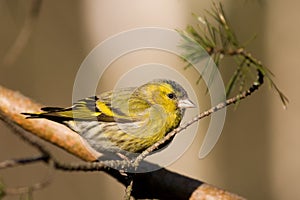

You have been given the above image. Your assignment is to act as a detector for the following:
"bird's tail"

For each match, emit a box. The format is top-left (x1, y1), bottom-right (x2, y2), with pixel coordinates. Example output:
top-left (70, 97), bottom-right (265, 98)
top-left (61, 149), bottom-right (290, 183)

top-left (22, 107), bottom-right (73, 122)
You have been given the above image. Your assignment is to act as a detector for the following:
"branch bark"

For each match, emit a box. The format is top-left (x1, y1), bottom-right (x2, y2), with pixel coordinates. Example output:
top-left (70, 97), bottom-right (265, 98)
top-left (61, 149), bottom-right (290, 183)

top-left (0, 85), bottom-right (245, 200)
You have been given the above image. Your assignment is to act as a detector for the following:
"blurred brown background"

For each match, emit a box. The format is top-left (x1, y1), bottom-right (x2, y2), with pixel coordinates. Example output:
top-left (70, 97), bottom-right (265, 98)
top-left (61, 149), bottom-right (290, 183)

top-left (0, 0), bottom-right (299, 199)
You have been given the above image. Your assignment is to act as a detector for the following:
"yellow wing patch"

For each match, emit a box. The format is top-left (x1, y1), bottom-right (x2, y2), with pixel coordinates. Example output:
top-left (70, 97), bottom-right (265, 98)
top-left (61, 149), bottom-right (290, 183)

top-left (96, 101), bottom-right (114, 117)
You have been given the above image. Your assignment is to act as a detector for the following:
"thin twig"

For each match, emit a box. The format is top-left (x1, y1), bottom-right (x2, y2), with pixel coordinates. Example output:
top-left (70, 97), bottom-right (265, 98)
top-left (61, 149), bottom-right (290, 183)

top-left (3, 160), bottom-right (54, 197)
top-left (0, 155), bottom-right (48, 169)
top-left (4, 176), bottom-right (51, 196)
top-left (54, 160), bottom-right (108, 172)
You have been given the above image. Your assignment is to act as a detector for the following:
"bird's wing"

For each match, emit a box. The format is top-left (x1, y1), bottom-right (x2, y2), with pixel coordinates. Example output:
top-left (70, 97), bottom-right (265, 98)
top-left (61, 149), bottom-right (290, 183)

top-left (23, 87), bottom-right (150, 123)
top-left (95, 87), bottom-right (150, 122)
top-left (54, 87), bottom-right (146, 122)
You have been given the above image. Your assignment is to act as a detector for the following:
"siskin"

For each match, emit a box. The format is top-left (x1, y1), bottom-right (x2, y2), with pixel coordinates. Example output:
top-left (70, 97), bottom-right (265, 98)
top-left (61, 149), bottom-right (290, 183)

top-left (23, 79), bottom-right (195, 159)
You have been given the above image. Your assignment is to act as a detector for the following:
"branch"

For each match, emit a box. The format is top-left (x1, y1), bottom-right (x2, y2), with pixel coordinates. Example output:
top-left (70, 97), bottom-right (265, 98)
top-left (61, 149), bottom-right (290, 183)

top-left (3, 173), bottom-right (52, 197)
top-left (178, 2), bottom-right (288, 108)
top-left (0, 155), bottom-right (48, 169)
top-left (0, 84), bottom-right (246, 199)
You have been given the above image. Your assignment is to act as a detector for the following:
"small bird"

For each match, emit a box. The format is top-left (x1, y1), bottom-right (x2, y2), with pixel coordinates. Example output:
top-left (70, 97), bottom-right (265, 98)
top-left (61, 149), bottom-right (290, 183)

top-left (23, 79), bottom-right (195, 159)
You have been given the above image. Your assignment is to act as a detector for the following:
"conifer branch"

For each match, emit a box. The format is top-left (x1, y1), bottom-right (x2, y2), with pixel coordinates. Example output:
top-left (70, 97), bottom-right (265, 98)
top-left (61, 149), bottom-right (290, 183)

top-left (178, 2), bottom-right (288, 108)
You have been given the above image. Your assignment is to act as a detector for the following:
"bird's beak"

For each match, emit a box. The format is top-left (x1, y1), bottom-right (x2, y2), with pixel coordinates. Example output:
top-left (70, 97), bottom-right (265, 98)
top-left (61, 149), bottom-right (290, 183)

top-left (178, 98), bottom-right (196, 108)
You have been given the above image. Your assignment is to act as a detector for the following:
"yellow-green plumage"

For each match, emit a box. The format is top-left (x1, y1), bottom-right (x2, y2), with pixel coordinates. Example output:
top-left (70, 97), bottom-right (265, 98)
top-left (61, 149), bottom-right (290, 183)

top-left (23, 79), bottom-right (195, 157)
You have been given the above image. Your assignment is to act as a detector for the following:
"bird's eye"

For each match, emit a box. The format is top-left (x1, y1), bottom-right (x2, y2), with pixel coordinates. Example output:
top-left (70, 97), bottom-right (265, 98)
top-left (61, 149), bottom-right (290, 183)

top-left (167, 93), bottom-right (176, 99)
